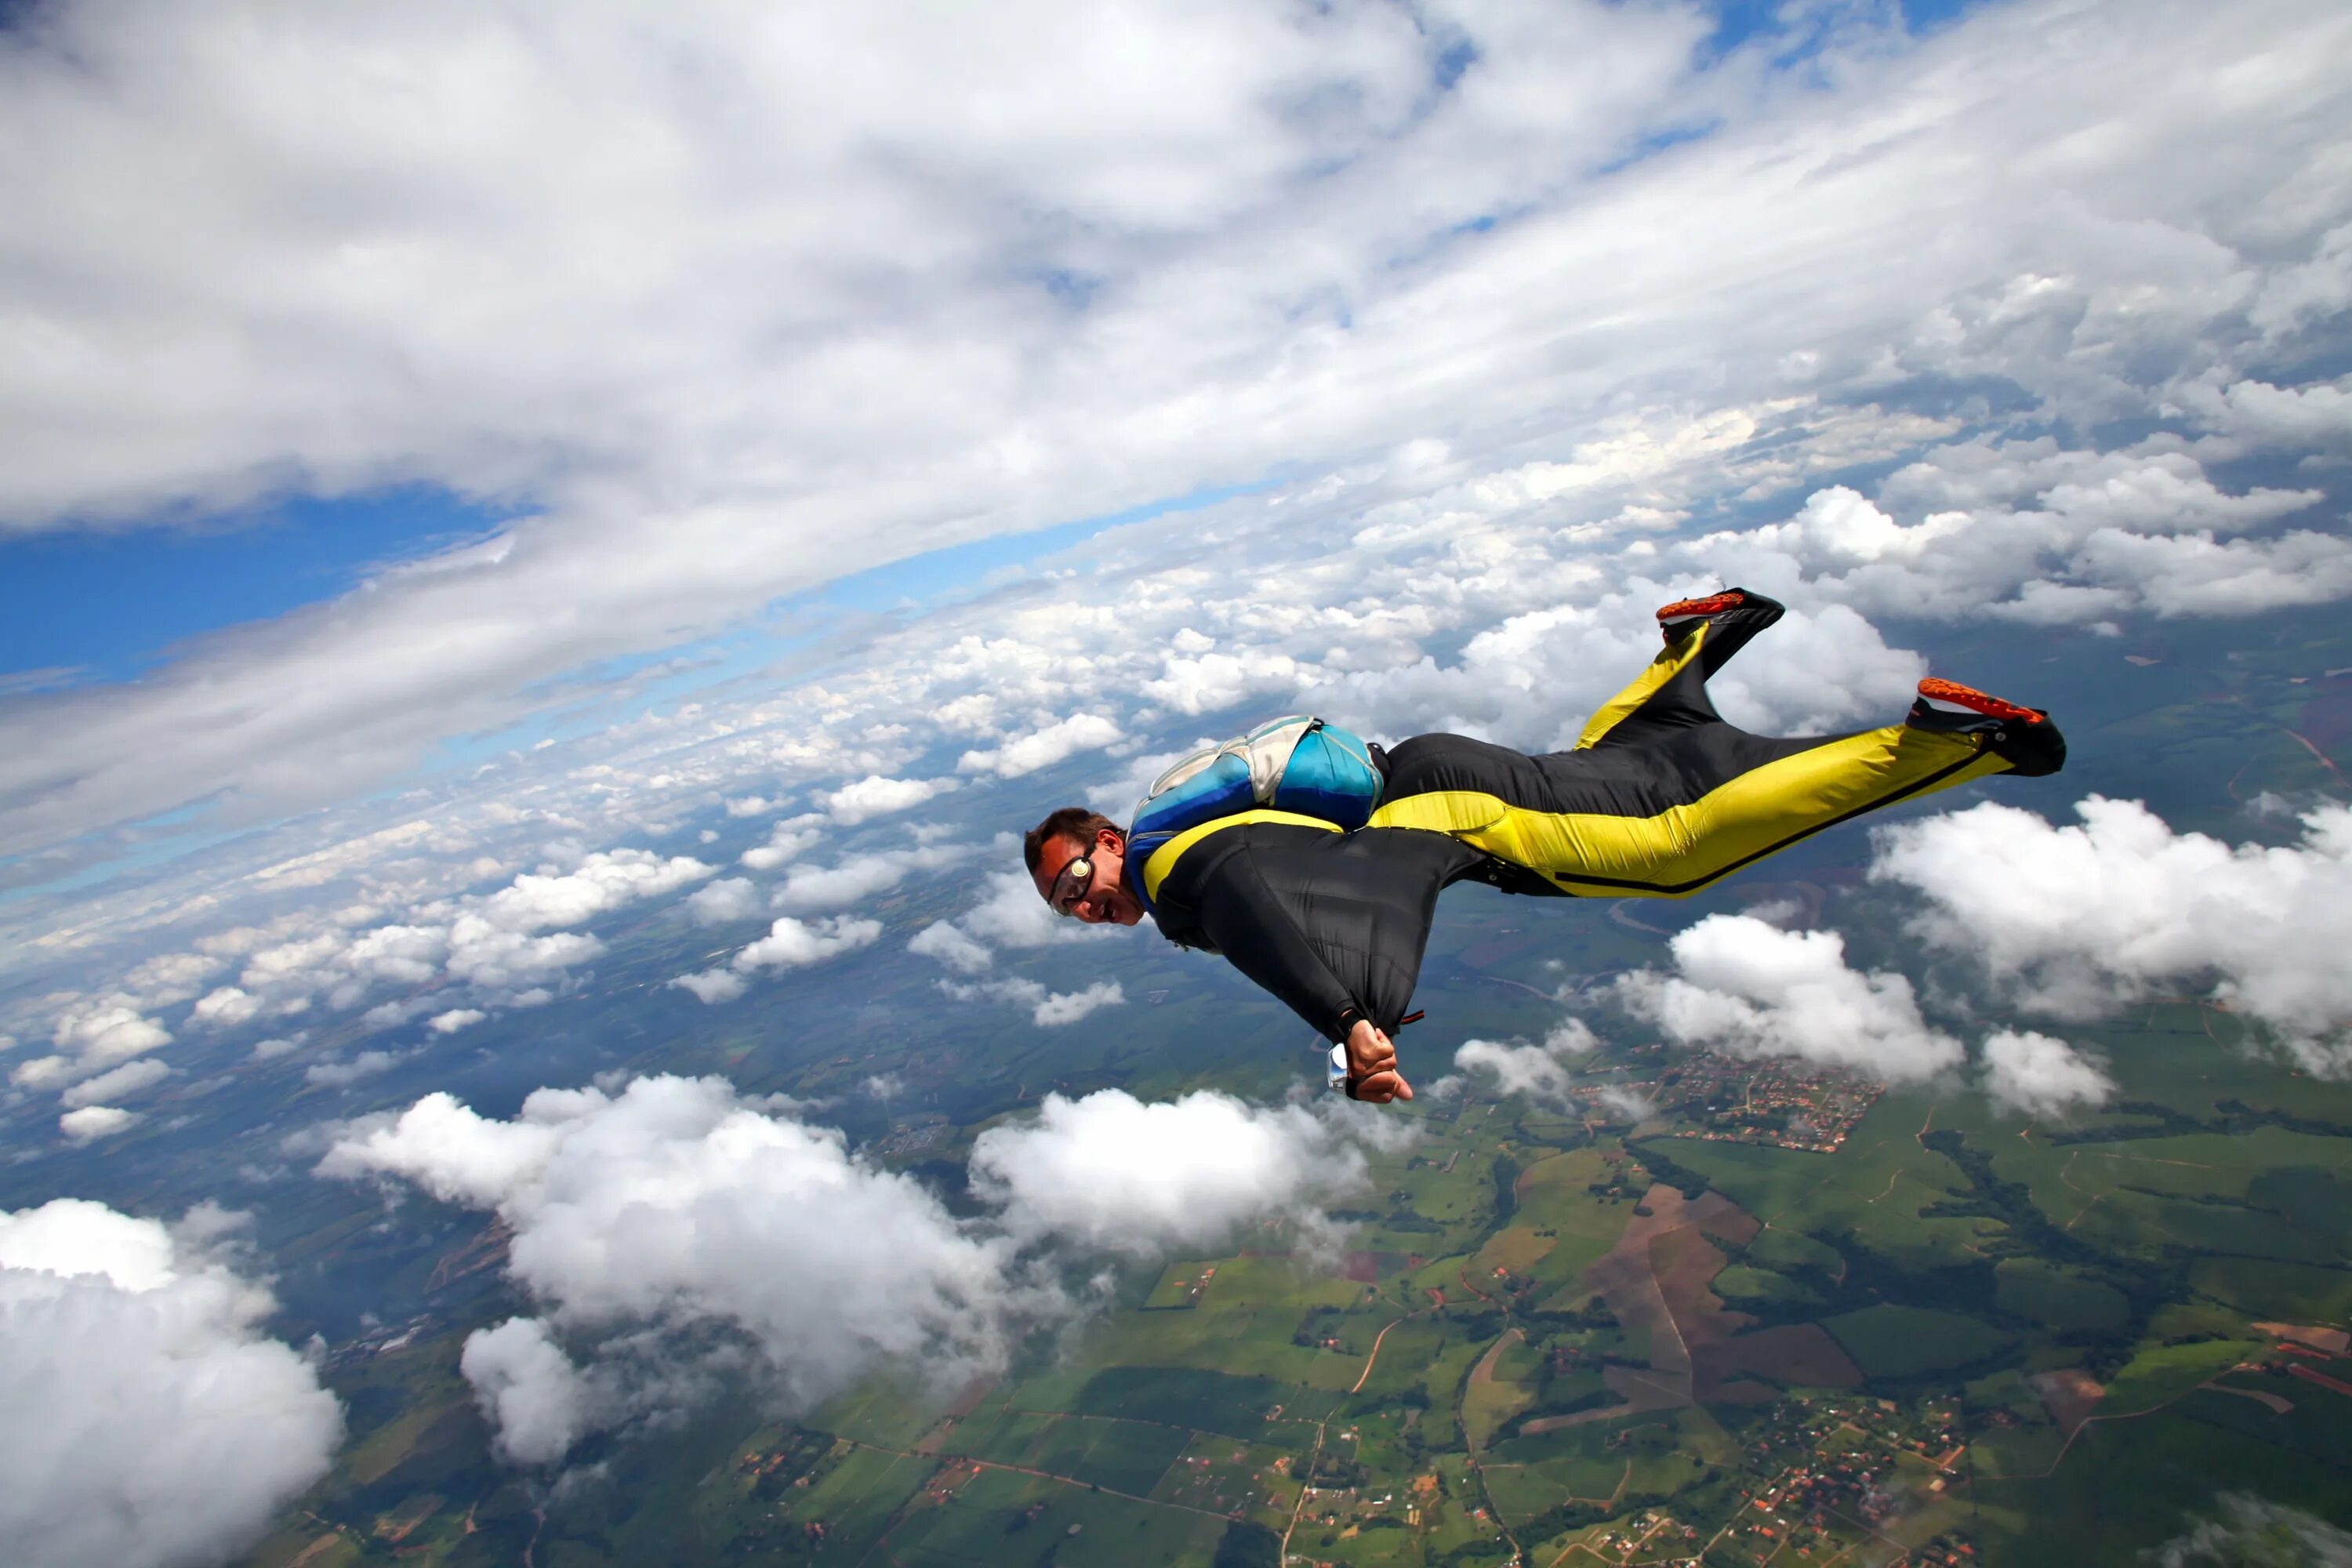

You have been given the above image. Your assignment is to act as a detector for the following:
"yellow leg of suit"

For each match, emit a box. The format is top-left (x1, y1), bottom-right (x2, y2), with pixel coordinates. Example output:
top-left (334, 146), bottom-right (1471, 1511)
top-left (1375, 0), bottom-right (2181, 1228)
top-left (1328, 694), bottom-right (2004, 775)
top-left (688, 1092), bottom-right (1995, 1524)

top-left (1367, 622), bottom-right (2013, 898)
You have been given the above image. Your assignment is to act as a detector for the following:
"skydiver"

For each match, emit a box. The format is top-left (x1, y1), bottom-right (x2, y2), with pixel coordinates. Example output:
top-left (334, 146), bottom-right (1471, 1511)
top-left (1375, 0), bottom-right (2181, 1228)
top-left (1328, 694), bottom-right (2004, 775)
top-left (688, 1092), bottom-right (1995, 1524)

top-left (1023, 590), bottom-right (2063, 1105)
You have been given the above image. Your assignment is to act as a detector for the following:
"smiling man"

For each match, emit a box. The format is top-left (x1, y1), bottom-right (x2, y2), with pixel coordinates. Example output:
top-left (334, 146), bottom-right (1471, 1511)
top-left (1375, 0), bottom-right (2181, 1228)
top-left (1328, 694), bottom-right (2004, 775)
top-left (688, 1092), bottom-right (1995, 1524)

top-left (1027, 590), bottom-right (2064, 1105)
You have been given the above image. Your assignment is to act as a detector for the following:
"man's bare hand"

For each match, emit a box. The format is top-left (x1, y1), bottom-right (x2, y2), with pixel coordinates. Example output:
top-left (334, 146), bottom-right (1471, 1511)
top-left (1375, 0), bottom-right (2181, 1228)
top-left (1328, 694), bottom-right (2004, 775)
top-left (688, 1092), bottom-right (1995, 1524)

top-left (1345, 1018), bottom-right (1413, 1104)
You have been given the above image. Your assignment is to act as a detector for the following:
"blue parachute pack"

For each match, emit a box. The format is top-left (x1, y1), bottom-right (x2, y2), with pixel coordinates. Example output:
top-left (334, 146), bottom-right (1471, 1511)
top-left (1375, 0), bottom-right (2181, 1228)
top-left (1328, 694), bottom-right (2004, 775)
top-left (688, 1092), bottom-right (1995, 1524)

top-left (1125, 716), bottom-right (1384, 913)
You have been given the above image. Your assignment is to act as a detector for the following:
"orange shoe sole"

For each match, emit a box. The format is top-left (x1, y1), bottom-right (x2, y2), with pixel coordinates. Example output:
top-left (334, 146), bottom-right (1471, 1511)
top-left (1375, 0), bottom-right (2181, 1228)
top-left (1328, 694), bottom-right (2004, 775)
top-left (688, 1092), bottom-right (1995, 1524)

top-left (1917, 677), bottom-right (2044, 725)
top-left (1657, 590), bottom-right (1745, 622)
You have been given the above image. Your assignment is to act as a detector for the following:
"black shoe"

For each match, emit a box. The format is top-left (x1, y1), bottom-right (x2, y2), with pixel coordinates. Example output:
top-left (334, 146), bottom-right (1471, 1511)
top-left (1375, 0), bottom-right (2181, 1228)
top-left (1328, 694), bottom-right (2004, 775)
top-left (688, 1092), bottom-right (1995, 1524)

top-left (1655, 587), bottom-right (1785, 675)
top-left (1907, 678), bottom-right (2066, 776)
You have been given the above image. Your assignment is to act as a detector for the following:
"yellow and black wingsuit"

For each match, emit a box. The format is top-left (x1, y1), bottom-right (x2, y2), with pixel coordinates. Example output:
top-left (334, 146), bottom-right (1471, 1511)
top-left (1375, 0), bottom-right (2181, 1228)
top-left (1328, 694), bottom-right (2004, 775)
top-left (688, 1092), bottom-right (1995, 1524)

top-left (1138, 591), bottom-right (2063, 1052)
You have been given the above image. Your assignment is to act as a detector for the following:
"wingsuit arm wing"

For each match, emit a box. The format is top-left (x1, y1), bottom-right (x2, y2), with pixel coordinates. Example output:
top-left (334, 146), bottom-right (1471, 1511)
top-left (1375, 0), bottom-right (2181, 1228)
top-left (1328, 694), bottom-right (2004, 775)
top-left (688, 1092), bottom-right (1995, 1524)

top-left (1171, 823), bottom-right (1484, 1043)
top-left (1190, 844), bottom-right (1365, 1043)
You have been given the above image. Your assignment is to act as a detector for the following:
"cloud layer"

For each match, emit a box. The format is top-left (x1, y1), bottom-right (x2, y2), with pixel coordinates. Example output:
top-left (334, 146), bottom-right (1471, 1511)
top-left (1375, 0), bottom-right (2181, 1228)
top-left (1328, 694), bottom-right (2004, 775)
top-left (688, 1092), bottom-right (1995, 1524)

top-left (2, 0), bottom-right (2350, 880)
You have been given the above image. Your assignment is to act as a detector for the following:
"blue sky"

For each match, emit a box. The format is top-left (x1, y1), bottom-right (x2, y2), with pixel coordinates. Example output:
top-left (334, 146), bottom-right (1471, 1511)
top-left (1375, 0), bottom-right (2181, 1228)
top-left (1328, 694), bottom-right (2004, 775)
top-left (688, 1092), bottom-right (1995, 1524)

top-left (0, 487), bottom-right (512, 685)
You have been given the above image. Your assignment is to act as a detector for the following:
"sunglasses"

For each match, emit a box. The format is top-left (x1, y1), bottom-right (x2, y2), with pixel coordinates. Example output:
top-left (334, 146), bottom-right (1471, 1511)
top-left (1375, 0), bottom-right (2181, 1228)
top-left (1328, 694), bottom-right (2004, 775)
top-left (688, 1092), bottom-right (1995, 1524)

top-left (1048, 855), bottom-right (1095, 916)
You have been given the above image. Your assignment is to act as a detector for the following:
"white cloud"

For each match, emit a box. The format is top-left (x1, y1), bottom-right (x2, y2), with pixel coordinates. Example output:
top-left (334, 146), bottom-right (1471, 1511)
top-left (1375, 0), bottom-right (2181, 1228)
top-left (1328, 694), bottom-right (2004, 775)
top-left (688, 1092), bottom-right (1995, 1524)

top-left (822, 775), bottom-right (960, 826)
top-left (939, 975), bottom-right (1127, 1028)
top-left (459, 1317), bottom-right (597, 1468)
top-left (479, 850), bottom-right (714, 933)
top-left (0, 1199), bottom-right (342, 1568)
top-left (441, 916), bottom-right (602, 995)
top-left (1592, 1086), bottom-right (1657, 1123)
top-left (907, 920), bottom-right (995, 975)
top-left (1616, 914), bottom-right (1963, 1084)
top-left (724, 796), bottom-right (782, 818)
top-left (1443, 1019), bottom-right (1598, 1106)
top-left (956, 713), bottom-right (1123, 778)
top-left (739, 814), bottom-right (826, 872)
top-left (249, 1036), bottom-right (301, 1061)
top-left (320, 1074), bottom-right (1399, 1465)
top-left (1980, 1030), bottom-right (2115, 1120)
top-left (1872, 797), bottom-right (2352, 1072)
top-left (731, 915), bottom-right (884, 974)
top-left (20, 1000), bottom-right (171, 1091)
top-left (684, 877), bottom-right (761, 925)
top-left (319, 1077), bottom-right (1029, 1464)
top-left (969, 1088), bottom-right (1370, 1254)
top-left (60, 1058), bottom-right (171, 1110)
top-left (1033, 980), bottom-right (1126, 1027)
top-left (427, 1008), bottom-right (487, 1036)
top-left (670, 969), bottom-right (748, 1006)
top-left (771, 848), bottom-right (949, 914)
top-left (2152, 1494), bottom-right (2352, 1568)
top-left (304, 1049), bottom-right (405, 1088)
top-left (191, 986), bottom-right (263, 1028)
top-left (58, 1105), bottom-right (142, 1144)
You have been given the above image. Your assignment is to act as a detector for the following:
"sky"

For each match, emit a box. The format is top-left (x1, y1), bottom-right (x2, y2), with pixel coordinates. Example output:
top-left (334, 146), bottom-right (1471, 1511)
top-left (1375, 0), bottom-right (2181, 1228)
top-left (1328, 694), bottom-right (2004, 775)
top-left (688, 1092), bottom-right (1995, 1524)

top-left (3, 2), bottom-right (2352, 1563)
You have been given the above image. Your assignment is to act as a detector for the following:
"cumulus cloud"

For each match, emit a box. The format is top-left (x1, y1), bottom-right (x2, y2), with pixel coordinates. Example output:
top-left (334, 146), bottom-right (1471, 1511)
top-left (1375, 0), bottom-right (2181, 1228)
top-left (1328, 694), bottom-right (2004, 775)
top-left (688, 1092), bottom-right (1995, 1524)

top-left (0, 1199), bottom-right (341, 1568)
top-left (305, 1050), bottom-right (406, 1088)
top-left (1616, 914), bottom-right (1963, 1083)
top-left (822, 776), bottom-right (959, 826)
top-left (670, 969), bottom-right (748, 1006)
top-left (1592, 1085), bottom-right (1657, 1123)
top-left (318, 1077), bottom-right (1035, 1463)
top-left (1980, 1030), bottom-right (2115, 1120)
top-left (2151, 1493), bottom-right (2352, 1568)
top-left (956, 713), bottom-right (1123, 778)
top-left (320, 1075), bottom-right (1389, 1464)
top-left (1033, 981), bottom-right (1126, 1027)
top-left (907, 920), bottom-right (995, 976)
top-left (739, 813), bottom-right (827, 871)
top-left (969, 1088), bottom-right (1371, 1254)
top-left (58, 1105), bottom-right (141, 1144)
top-left (684, 877), bottom-right (762, 925)
top-left (1442, 1018), bottom-right (1598, 1106)
top-left (13, 1000), bottom-right (172, 1091)
top-left (427, 1008), bottom-right (487, 1035)
top-left (59, 1058), bottom-right (171, 1110)
top-left (771, 848), bottom-right (950, 914)
top-left (1873, 797), bottom-right (2352, 1072)
top-left (733, 915), bottom-right (884, 973)
top-left (480, 850), bottom-right (714, 933)
top-left (670, 908), bottom-right (887, 1004)
top-left (939, 976), bottom-right (1127, 1028)
top-left (191, 986), bottom-right (263, 1028)
top-left (459, 1316), bottom-right (598, 1467)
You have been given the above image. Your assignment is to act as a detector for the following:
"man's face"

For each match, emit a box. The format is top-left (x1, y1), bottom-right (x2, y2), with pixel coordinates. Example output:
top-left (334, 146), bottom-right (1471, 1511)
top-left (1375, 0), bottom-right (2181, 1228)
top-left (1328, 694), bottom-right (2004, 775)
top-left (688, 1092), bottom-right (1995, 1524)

top-left (1031, 828), bottom-right (1146, 926)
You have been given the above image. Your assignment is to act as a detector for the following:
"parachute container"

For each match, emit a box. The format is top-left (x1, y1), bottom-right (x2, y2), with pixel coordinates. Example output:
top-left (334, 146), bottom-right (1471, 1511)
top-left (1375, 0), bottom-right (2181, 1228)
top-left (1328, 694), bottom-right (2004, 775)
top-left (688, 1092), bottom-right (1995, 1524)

top-left (1125, 717), bottom-right (1383, 890)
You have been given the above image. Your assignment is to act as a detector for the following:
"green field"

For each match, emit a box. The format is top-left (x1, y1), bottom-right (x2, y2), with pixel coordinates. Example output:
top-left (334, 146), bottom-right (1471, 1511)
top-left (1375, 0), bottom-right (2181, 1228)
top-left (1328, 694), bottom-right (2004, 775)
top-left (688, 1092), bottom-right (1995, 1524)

top-left (1822, 1305), bottom-right (2013, 1379)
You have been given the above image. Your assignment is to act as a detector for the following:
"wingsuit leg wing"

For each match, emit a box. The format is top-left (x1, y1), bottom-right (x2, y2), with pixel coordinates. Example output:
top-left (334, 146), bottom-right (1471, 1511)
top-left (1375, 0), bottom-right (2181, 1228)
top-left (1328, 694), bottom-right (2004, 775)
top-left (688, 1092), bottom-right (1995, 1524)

top-left (1369, 588), bottom-right (2063, 898)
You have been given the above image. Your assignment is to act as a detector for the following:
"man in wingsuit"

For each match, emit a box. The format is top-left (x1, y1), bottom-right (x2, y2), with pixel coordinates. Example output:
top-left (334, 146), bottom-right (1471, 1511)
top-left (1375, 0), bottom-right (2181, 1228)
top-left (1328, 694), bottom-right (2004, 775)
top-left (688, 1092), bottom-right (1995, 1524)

top-left (1024, 590), bottom-right (2063, 1104)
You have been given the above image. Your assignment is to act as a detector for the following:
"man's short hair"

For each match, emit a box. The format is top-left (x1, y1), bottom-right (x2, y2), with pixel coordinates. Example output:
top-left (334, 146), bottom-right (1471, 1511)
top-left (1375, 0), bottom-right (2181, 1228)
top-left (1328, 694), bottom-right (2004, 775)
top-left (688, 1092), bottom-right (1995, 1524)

top-left (1024, 808), bottom-right (1119, 874)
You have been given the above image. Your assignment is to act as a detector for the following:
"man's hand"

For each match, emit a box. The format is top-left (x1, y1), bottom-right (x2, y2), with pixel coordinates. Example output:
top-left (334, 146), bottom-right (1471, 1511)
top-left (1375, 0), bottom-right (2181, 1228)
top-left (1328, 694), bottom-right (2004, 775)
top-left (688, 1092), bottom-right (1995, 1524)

top-left (1345, 1018), bottom-right (1413, 1104)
